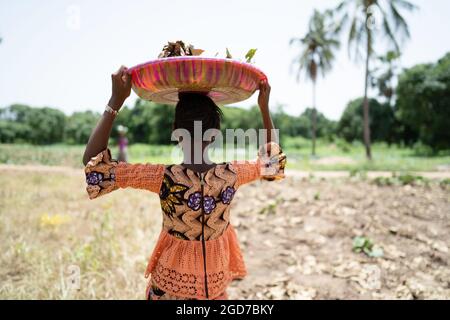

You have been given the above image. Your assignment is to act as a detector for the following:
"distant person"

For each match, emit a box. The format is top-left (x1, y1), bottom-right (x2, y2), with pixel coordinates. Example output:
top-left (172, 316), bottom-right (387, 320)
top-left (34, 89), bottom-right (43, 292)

top-left (117, 125), bottom-right (128, 162)
top-left (82, 63), bottom-right (286, 300)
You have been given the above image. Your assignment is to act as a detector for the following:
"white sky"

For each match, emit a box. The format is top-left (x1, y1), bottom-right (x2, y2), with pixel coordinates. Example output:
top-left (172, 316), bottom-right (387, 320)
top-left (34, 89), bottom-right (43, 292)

top-left (0, 0), bottom-right (449, 120)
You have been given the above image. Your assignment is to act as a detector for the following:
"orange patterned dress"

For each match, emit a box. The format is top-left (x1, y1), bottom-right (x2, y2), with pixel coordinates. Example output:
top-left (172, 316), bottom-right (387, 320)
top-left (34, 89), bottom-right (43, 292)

top-left (84, 142), bottom-right (286, 300)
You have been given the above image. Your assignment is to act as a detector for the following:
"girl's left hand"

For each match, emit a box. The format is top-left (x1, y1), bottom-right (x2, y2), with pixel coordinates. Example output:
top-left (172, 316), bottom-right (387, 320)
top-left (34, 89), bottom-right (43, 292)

top-left (258, 79), bottom-right (271, 111)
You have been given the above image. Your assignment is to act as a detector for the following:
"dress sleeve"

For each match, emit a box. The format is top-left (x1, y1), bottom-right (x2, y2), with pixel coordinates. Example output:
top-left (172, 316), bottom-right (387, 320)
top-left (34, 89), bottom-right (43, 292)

top-left (84, 148), bottom-right (165, 199)
top-left (232, 142), bottom-right (286, 187)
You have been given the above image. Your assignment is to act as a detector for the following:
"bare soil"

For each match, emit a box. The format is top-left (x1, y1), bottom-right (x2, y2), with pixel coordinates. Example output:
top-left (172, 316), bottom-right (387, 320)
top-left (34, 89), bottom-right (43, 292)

top-left (228, 176), bottom-right (450, 299)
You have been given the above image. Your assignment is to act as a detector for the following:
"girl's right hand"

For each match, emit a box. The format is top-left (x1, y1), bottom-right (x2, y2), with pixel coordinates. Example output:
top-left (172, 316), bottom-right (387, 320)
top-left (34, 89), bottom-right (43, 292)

top-left (109, 66), bottom-right (132, 110)
top-left (257, 79), bottom-right (271, 112)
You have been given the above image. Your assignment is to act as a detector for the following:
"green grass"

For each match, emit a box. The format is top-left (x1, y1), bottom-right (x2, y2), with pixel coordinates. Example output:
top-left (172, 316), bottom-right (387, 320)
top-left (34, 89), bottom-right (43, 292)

top-left (283, 137), bottom-right (450, 172)
top-left (0, 144), bottom-right (176, 168)
top-left (0, 144), bottom-right (85, 167)
top-left (1, 138), bottom-right (449, 172)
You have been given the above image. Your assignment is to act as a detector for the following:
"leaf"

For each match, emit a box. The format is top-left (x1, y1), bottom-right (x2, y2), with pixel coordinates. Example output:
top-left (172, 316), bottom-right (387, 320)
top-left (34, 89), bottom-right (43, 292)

top-left (353, 236), bottom-right (366, 249)
top-left (369, 247), bottom-right (384, 258)
top-left (226, 48), bottom-right (232, 59)
top-left (191, 48), bottom-right (204, 56)
top-left (353, 236), bottom-right (383, 258)
top-left (245, 48), bottom-right (257, 63)
top-left (363, 247), bottom-right (372, 256)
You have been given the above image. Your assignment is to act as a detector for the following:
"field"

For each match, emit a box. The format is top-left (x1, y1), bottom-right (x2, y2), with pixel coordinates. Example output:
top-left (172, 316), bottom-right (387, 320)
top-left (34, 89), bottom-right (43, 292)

top-left (1, 139), bottom-right (450, 172)
top-left (0, 142), bottom-right (449, 299)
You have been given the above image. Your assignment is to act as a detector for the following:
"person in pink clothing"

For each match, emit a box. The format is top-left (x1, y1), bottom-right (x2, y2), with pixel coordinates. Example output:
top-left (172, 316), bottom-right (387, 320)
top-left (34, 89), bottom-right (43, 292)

top-left (117, 125), bottom-right (128, 162)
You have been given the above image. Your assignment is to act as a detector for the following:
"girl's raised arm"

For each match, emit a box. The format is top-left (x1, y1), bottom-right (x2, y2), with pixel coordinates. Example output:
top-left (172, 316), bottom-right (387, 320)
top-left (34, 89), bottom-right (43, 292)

top-left (82, 66), bottom-right (165, 200)
top-left (257, 79), bottom-right (277, 144)
top-left (231, 80), bottom-right (286, 187)
top-left (82, 66), bottom-right (131, 165)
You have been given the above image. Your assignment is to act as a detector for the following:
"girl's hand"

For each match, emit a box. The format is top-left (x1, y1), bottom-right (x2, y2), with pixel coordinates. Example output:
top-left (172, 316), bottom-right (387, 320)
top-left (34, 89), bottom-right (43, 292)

top-left (257, 79), bottom-right (276, 143)
top-left (109, 66), bottom-right (132, 110)
top-left (257, 79), bottom-right (271, 112)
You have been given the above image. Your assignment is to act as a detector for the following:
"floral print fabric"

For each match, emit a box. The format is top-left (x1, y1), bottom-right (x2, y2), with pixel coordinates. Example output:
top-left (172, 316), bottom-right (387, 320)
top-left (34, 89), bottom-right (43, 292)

top-left (84, 142), bottom-right (286, 299)
top-left (84, 149), bottom-right (119, 199)
top-left (85, 143), bottom-right (286, 240)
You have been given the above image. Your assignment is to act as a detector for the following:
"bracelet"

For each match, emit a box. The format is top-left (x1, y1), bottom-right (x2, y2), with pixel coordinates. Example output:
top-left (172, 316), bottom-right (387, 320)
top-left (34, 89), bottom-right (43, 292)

top-left (105, 105), bottom-right (119, 116)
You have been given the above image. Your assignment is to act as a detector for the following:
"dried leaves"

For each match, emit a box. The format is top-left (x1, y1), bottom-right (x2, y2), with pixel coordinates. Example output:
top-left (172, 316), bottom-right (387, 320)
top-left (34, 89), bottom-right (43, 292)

top-left (157, 41), bottom-right (258, 63)
top-left (225, 48), bottom-right (232, 59)
top-left (158, 40), bottom-right (204, 58)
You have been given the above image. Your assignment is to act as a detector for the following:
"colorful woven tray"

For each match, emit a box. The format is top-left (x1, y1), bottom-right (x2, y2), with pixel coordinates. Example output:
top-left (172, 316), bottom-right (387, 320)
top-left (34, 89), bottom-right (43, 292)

top-left (128, 57), bottom-right (267, 105)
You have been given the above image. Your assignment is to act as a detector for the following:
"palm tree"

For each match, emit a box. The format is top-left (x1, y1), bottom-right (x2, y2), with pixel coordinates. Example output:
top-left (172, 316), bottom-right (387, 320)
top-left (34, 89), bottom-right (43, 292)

top-left (334, 0), bottom-right (417, 159)
top-left (290, 10), bottom-right (340, 156)
top-left (371, 50), bottom-right (401, 106)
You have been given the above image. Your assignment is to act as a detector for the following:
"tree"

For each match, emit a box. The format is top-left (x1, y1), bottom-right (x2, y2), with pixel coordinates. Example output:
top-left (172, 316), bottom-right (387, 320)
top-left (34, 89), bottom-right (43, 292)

top-left (338, 97), bottom-right (395, 143)
top-left (298, 108), bottom-right (337, 141)
top-left (290, 9), bottom-right (340, 155)
top-left (0, 120), bottom-right (31, 143)
top-left (0, 105), bottom-right (34, 143)
top-left (147, 103), bottom-right (176, 144)
top-left (126, 99), bottom-right (175, 145)
top-left (64, 111), bottom-right (100, 144)
top-left (0, 104), bottom-right (65, 144)
top-left (371, 50), bottom-right (401, 105)
top-left (271, 105), bottom-right (303, 138)
top-left (395, 52), bottom-right (450, 150)
top-left (222, 105), bottom-right (263, 133)
top-left (334, 0), bottom-right (417, 159)
top-left (27, 107), bottom-right (66, 144)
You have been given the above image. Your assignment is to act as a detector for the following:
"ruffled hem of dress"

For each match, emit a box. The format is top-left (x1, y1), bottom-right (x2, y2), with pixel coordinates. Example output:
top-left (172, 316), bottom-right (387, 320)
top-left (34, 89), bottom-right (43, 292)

top-left (144, 224), bottom-right (247, 300)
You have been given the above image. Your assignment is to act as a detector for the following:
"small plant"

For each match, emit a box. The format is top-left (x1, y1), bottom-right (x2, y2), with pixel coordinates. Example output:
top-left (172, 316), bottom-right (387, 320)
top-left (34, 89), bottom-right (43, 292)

top-left (397, 174), bottom-right (429, 186)
top-left (314, 192), bottom-right (320, 201)
top-left (372, 173), bottom-right (429, 187)
top-left (352, 236), bottom-right (384, 258)
top-left (259, 202), bottom-right (277, 215)
top-left (440, 178), bottom-right (450, 189)
top-left (372, 176), bottom-right (394, 186)
top-left (259, 198), bottom-right (283, 215)
top-left (349, 169), bottom-right (367, 180)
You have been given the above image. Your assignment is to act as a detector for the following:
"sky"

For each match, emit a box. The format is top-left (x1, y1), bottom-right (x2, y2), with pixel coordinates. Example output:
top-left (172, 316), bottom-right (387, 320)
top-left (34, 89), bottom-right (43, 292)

top-left (0, 0), bottom-right (449, 120)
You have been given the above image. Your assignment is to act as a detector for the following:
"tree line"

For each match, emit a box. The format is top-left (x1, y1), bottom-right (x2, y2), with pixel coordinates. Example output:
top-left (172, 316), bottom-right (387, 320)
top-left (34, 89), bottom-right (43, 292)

top-left (0, 52), bottom-right (448, 151)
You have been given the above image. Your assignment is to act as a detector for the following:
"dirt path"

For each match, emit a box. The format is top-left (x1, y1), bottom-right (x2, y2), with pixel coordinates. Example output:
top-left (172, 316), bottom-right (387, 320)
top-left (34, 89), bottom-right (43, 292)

top-left (285, 169), bottom-right (450, 179)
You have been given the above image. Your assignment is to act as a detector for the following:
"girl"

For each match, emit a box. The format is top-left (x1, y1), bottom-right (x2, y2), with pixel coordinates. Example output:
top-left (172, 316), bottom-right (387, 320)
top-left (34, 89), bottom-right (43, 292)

top-left (83, 66), bottom-right (286, 300)
top-left (116, 125), bottom-right (128, 162)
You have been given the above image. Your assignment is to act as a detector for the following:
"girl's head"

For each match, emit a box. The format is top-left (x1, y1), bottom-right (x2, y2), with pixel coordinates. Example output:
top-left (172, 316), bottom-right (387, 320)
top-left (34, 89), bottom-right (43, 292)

top-left (173, 92), bottom-right (223, 144)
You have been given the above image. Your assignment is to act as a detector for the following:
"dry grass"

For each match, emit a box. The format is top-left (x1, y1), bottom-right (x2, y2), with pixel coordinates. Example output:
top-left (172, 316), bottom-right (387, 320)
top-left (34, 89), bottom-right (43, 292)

top-left (0, 169), bottom-right (162, 299)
